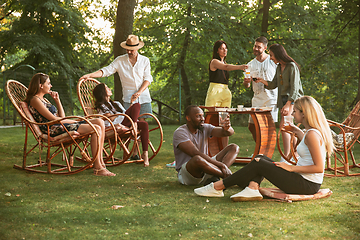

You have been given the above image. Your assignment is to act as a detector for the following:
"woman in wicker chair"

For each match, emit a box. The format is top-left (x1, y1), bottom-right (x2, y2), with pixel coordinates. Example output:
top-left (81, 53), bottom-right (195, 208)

top-left (93, 83), bottom-right (150, 167)
top-left (25, 73), bottom-right (116, 176)
top-left (194, 96), bottom-right (334, 201)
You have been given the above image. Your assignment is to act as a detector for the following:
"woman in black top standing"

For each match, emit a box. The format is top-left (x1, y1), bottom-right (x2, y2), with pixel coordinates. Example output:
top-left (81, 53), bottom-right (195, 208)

top-left (204, 40), bottom-right (247, 108)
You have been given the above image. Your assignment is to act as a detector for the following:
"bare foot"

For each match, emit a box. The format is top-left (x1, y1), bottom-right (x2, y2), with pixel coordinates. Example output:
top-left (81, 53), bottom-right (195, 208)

top-left (93, 168), bottom-right (116, 176)
top-left (142, 151), bottom-right (149, 167)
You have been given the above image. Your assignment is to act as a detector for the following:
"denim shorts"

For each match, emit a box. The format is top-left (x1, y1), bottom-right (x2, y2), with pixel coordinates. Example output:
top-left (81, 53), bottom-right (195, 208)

top-left (124, 102), bottom-right (152, 118)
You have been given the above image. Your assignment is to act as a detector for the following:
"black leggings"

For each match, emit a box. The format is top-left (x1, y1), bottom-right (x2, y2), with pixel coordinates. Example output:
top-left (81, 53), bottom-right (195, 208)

top-left (223, 155), bottom-right (321, 195)
top-left (121, 103), bottom-right (149, 151)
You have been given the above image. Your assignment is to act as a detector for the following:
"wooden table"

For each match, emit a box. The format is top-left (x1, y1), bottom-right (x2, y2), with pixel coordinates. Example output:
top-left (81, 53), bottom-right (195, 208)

top-left (200, 106), bottom-right (276, 163)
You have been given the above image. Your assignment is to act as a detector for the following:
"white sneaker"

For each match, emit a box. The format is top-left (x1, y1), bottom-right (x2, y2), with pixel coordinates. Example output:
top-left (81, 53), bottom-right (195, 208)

top-left (194, 183), bottom-right (224, 197)
top-left (230, 187), bottom-right (263, 201)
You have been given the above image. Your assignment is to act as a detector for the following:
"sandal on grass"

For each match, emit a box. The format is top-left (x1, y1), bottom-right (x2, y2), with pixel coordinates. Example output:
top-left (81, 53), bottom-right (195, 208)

top-left (93, 168), bottom-right (116, 176)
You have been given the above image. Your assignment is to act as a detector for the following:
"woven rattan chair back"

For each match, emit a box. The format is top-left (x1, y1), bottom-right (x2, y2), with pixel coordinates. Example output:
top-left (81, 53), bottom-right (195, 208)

top-left (77, 78), bottom-right (100, 116)
top-left (342, 101), bottom-right (360, 145)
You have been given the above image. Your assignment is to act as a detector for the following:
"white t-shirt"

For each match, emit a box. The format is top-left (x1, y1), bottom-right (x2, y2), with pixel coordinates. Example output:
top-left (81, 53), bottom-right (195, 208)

top-left (248, 56), bottom-right (277, 102)
top-left (247, 55), bottom-right (278, 122)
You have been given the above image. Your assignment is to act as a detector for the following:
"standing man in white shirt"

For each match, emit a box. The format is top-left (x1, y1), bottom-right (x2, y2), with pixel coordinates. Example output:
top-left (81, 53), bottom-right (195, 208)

top-left (243, 36), bottom-right (278, 141)
top-left (79, 35), bottom-right (153, 121)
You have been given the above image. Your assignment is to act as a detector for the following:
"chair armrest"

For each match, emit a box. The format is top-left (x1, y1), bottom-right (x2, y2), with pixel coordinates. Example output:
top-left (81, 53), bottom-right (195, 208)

top-left (328, 120), bottom-right (360, 132)
top-left (328, 120), bottom-right (357, 149)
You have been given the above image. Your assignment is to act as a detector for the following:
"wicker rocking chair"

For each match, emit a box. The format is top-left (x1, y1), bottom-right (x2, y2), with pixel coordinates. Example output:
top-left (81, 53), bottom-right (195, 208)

top-left (326, 101), bottom-right (360, 176)
top-left (6, 80), bottom-right (117, 174)
top-left (77, 78), bottom-right (163, 165)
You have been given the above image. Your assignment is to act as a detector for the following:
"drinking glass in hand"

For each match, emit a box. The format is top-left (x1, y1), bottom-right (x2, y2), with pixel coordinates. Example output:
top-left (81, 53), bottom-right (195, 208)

top-left (219, 112), bottom-right (228, 127)
top-left (283, 116), bottom-right (294, 131)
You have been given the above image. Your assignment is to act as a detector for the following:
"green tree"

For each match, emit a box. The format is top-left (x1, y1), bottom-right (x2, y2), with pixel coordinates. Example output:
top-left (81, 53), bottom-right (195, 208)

top-left (254, 0), bottom-right (359, 120)
top-left (85, 0), bottom-right (358, 123)
top-left (105, 0), bottom-right (359, 123)
top-left (135, 0), bottom-right (257, 121)
top-left (330, 0), bottom-right (360, 105)
top-left (76, 0), bottom-right (138, 102)
top-left (113, 0), bottom-right (136, 102)
top-left (0, 0), bottom-right (98, 113)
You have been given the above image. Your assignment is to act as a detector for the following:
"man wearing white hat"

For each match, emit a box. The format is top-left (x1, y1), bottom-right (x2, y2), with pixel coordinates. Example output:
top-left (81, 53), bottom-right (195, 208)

top-left (80, 35), bottom-right (153, 120)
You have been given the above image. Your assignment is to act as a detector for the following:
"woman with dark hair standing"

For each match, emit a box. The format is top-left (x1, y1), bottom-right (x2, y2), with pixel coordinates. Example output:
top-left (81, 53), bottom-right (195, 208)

top-left (25, 73), bottom-right (116, 176)
top-left (255, 44), bottom-right (304, 159)
top-left (93, 83), bottom-right (150, 167)
top-left (204, 40), bottom-right (248, 108)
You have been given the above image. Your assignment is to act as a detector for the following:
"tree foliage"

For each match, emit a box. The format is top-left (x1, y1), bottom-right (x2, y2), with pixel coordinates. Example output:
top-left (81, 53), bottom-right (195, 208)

top-left (0, 0), bottom-right (109, 113)
top-left (134, 0), bottom-right (359, 122)
top-left (1, 0), bottom-right (358, 122)
top-left (135, 0), bottom-right (254, 121)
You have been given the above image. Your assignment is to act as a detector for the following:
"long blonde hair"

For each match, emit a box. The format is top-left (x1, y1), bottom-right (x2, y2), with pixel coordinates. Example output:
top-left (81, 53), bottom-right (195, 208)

top-left (294, 96), bottom-right (334, 155)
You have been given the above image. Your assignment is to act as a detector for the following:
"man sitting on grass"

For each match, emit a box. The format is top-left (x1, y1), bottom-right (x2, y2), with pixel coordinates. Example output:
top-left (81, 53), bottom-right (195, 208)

top-left (173, 105), bottom-right (239, 186)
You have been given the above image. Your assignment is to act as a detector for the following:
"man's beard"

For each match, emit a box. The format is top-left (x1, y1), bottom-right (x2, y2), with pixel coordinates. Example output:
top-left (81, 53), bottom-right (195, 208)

top-left (253, 50), bottom-right (262, 56)
top-left (194, 121), bottom-right (204, 131)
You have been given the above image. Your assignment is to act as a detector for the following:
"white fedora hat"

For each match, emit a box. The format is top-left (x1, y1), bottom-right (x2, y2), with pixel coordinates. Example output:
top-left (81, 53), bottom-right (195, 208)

top-left (120, 35), bottom-right (144, 50)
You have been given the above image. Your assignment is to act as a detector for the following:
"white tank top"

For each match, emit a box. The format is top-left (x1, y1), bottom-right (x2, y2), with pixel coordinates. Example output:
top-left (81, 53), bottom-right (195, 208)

top-left (296, 129), bottom-right (326, 184)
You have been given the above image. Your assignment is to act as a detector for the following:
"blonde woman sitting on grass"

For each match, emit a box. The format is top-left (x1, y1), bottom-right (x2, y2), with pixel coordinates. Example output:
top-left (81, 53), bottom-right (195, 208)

top-left (194, 96), bottom-right (334, 201)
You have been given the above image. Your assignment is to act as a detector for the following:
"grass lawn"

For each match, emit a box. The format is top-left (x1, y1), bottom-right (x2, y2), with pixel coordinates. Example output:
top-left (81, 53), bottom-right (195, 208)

top-left (0, 125), bottom-right (360, 239)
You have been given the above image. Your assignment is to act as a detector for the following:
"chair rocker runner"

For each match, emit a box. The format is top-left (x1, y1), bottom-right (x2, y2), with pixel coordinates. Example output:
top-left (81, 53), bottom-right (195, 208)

top-left (6, 80), bottom-right (117, 174)
top-left (77, 78), bottom-right (163, 166)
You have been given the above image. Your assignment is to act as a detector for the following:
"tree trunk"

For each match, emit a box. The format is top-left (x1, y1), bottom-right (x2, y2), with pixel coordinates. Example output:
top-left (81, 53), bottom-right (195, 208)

top-left (357, 0), bottom-right (360, 103)
top-left (261, 0), bottom-right (270, 35)
top-left (113, 0), bottom-right (136, 102)
top-left (178, 5), bottom-right (192, 107)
